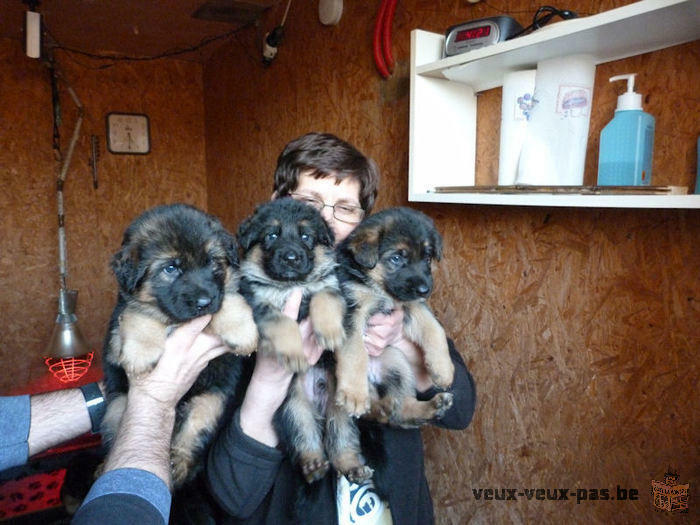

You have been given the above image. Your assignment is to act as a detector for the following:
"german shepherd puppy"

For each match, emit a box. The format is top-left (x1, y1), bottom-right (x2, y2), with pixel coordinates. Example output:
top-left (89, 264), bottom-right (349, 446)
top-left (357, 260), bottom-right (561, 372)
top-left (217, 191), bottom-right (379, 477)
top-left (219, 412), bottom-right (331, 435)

top-left (280, 207), bottom-right (454, 485)
top-left (236, 198), bottom-right (346, 371)
top-left (236, 198), bottom-right (370, 482)
top-left (101, 203), bottom-right (258, 487)
top-left (334, 207), bottom-right (455, 418)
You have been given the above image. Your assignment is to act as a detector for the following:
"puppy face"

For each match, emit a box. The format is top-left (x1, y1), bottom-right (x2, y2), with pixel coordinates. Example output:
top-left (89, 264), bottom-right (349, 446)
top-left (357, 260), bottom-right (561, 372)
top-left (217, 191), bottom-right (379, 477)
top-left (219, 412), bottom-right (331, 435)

top-left (237, 198), bottom-right (334, 282)
top-left (341, 207), bottom-right (442, 302)
top-left (111, 203), bottom-right (238, 322)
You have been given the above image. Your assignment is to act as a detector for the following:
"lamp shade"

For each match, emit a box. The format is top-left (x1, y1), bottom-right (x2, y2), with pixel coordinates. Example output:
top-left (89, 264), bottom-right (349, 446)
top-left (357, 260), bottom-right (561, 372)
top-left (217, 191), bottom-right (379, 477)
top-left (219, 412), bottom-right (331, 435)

top-left (45, 289), bottom-right (90, 358)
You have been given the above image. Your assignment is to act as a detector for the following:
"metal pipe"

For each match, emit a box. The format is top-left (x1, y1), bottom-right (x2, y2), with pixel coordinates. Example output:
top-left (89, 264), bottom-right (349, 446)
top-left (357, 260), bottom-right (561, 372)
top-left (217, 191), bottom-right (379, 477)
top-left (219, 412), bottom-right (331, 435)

top-left (56, 85), bottom-right (83, 290)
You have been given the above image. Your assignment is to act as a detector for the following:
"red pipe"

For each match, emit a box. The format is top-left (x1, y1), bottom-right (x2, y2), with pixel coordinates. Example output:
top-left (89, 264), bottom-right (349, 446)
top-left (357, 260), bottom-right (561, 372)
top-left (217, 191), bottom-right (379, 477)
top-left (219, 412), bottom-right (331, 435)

top-left (373, 0), bottom-right (390, 79)
top-left (382, 0), bottom-right (398, 72)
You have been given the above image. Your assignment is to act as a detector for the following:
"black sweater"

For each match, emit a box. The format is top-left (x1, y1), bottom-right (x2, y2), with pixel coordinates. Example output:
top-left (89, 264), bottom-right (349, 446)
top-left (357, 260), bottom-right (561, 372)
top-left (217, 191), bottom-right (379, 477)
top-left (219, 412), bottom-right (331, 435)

top-left (205, 340), bottom-right (476, 524)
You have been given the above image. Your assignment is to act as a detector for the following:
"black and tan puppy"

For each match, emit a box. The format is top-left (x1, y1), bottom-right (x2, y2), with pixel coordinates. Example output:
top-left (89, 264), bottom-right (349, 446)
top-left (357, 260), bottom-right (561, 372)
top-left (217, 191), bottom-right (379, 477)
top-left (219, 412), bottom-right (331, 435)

top-left (236, 198), bottom-right (346, 371)
top-left (236, 198), bottom-right (367, 481)
top-left (335, 207), bottom-right (455, 420)
top-left (101, 203), bottom-right (258, 487)
top-left (279, 207), bottom-right (454, 486)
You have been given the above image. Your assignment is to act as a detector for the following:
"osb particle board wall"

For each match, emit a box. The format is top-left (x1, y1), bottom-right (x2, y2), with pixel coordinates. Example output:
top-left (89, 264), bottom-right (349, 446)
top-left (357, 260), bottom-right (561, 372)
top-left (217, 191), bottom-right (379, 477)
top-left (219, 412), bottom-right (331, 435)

top-left (0, 39), bottom-right (207, 393)
top-left (203, 0), bottom-right (699, 523)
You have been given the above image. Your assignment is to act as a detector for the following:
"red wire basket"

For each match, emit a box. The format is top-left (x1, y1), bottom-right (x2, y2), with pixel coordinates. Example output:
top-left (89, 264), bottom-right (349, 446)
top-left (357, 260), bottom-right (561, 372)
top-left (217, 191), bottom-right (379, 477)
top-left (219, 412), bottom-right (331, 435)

top-left (44, 352), bottom-right (94, 383)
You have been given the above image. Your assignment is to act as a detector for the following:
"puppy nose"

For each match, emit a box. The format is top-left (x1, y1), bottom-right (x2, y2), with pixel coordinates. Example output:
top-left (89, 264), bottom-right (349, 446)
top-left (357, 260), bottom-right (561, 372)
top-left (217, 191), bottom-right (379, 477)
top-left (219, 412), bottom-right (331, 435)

top-left (416, 283), bottom-right (431, 297)
top-left (196, 295), bottom-right (212, 309)
top-left (285, 251), bottom-right (298, 262)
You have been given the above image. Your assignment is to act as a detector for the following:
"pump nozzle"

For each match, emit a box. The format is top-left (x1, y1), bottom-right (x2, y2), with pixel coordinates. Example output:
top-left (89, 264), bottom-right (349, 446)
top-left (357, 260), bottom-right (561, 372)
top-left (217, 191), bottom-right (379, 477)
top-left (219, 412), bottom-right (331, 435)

top-left (609, 73), bottom-right (642, 111)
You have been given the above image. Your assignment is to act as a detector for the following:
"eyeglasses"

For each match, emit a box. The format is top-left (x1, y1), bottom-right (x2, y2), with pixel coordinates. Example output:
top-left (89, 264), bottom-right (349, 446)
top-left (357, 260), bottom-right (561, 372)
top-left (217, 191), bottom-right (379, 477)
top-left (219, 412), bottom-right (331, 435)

top-left (290, 193), bottom-right (365, 224)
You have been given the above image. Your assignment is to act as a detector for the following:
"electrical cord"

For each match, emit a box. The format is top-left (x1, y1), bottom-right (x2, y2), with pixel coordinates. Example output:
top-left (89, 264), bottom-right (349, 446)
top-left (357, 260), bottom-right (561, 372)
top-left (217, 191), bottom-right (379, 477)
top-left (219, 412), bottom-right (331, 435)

top-left (262, 0), bottom-right (292, 65)
top-left (46, 21), bottom-right (255, 66)
top-left (508, 6), bottom-right (579, 39)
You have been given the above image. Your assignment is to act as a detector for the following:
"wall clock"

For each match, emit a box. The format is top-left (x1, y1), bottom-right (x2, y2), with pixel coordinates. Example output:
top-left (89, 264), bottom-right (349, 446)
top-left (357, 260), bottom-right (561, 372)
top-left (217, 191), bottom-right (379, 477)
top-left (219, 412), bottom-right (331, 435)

top-left (106, 112), bottom-right (151, 154)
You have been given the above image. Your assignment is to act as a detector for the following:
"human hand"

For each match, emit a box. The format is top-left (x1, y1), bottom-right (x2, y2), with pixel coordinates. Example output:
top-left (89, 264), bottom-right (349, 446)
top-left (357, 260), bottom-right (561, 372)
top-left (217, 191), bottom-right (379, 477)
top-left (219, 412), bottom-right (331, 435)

top-left (365, 308), bottom-right (433, 391)
top-left (129, 315), bottom-right (227, 408)
top-left (240, 288), bottom-right (323, 446)
top-left (364, 308), bottom-right (405, 357)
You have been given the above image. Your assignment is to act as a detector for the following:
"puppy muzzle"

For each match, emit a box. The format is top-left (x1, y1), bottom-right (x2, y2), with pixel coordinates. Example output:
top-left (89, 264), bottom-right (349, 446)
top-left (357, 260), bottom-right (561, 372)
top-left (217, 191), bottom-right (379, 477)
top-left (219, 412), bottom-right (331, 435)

top-left (158, 272), bottom-right (224, 321)
top-left (266, 244), bottom-right (313, 281)
top-left (388, 274), bottom-right (433, 302)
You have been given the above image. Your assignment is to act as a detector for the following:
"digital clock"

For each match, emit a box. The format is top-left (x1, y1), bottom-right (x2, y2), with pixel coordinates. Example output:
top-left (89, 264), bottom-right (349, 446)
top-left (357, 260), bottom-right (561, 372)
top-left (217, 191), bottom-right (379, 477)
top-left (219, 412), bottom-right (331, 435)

top-left (445, 16), bottom-right (523, 57)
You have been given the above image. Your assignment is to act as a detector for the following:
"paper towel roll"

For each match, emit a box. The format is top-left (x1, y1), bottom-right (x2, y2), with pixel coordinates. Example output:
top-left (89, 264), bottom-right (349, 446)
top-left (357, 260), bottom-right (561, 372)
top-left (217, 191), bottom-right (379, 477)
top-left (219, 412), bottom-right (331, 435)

top-left (498, 70), bottom-right (536, 185)
top-left (516, 54), bottom-right (596, 185)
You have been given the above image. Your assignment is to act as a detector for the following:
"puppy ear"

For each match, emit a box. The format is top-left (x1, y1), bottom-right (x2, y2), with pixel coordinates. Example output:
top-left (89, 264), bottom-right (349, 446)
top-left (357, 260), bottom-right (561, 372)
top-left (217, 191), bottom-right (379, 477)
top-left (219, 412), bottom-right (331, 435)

top-left (431, 228), bottom-right (443, 261)
top-left (216, 229), bottom-right (239, 267)
top-left (347, 228), bottom-right (380, 268)
top-left (236, 216), bottom-right (256, 253)
top-left (317, 216), bottom-right (335, 247)
top-left (111, 244), bottom-right (147, 295)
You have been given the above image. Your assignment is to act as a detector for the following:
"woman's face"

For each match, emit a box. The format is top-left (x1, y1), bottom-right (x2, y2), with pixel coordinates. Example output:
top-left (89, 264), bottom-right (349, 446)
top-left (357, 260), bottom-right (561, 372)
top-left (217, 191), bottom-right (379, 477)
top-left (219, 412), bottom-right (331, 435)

top-left (289, 172), bottom-right (363, 244)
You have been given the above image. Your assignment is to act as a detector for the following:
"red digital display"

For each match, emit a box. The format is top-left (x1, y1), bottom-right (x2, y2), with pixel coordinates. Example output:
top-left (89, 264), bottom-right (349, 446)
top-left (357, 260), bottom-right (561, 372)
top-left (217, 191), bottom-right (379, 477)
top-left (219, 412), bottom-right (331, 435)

top-left (455, 25), bottom-right (491, 42)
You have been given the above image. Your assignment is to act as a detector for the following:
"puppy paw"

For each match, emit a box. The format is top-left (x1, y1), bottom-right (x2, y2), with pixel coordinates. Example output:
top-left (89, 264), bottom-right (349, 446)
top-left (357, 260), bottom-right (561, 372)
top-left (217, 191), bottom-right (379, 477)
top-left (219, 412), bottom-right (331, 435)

top-left (314, 322), bottom-right (346, 352)
top-left (170, 450), bottom-right (193, 488)
top-left (368, 396), bottom-right (399, 424)
top-left (431, 392), bottom-right (454, 419)
top-left (261, 316), bottom-right (307, 372)
top-left (300, 453), bottom-right (330, 484)
top-left (209, 293), bottom-right (258, 355)
top-left (310, 292), bottom-right (346, 351)
top-left (93, 461), bottom-right (105, 481)
top-left (344, 465), bottom-right (374, 484)
top-left (428, 360), bottom-right (455, 390)
top-left (423, 340), bottom-right (455, 390)
top-left (335, 381), bottom-right (370, 417)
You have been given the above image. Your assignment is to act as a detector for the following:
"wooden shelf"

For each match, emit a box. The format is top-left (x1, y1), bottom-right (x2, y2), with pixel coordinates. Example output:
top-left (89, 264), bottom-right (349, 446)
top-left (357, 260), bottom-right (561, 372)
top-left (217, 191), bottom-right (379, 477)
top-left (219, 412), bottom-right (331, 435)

top-left (408, 192), bottom-right (700, 208)
top-left (408, 0), bottom-right (700, 208)
top-left (416, 0), bottom-right (700, 92)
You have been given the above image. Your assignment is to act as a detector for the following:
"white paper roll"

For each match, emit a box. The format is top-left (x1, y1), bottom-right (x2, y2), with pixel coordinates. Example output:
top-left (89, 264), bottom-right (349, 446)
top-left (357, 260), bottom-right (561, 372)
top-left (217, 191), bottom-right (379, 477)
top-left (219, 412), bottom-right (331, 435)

top-left (498, 70), bottom-right (536, 185)
top-left (516, 54), bottom-right (596, 185)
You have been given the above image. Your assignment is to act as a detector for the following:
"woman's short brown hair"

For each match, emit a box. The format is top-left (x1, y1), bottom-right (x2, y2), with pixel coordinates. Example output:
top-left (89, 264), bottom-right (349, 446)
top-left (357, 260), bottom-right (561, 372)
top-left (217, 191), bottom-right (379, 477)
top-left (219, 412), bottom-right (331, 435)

top-left (273, 132), bottom-right (380, 214)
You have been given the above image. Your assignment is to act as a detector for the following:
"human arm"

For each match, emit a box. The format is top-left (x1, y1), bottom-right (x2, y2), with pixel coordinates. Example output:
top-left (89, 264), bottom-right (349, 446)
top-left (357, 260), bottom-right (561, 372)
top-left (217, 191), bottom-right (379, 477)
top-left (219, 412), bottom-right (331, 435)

top-left (73, 315), bottom-right (227, 525)
top-left (237, 288), bottom-right (323, 447)
top-left (207, 288), bottom-right (323, 517)
top-left (0, 381), bottom-right (106, 472)
top-left (28, 382), bottom-right (103, 456)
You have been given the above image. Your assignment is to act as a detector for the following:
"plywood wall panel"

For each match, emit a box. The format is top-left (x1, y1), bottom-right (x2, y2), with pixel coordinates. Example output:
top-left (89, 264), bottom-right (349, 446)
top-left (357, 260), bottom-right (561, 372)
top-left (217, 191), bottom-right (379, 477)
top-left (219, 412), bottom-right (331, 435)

top-left (0, 39), bottom-right (207, 393)
top-left (203, 0), bottom-right (699, 522)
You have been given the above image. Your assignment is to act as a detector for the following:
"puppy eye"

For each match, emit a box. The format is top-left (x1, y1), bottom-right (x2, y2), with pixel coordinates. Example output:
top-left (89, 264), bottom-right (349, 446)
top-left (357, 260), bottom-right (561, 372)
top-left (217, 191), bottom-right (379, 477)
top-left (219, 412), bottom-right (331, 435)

top-left (163, 264), bottom-right (179, 275)
top-left (389, 254), bottom-right (403, 265)
top-left (266, 232), bottom-right (278, 241)
top-left (300, 233), bottom-right (310, 242)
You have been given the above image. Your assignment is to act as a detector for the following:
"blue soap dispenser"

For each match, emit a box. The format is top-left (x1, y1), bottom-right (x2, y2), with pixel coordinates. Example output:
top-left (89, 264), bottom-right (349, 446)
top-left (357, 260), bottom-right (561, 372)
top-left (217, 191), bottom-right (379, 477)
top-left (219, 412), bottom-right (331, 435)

top-left (597, 73), bottom-right (655, 186)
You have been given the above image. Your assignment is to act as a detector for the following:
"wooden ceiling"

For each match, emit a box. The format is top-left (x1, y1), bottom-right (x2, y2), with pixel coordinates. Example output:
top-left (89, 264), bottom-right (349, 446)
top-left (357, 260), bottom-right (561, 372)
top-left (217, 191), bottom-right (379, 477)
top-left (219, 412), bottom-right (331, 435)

top-left (0, 0), bottom-right (276, 62)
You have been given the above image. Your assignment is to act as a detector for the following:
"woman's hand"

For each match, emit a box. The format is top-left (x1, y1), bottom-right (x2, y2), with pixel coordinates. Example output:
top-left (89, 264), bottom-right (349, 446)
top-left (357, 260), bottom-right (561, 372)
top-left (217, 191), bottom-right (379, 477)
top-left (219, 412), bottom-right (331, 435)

top-left (363, 309), bottom-right (404, 356)
top-left (239, 288), bottom-right (322, 446)
top-left (364, 308), bottom-right (433, 392)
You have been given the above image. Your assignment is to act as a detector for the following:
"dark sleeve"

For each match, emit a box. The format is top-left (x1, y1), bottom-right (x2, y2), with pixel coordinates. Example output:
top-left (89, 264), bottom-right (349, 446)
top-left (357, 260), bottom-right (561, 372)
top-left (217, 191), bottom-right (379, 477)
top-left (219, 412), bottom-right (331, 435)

top-left (0, 395), bottom-right (30, 471)
top-left (417, 338), bottom-right (476, 430)
top-left (205, 408), bottom-right (285, 518)
top-left (72, 494), bottom-right (165, 525)
top-left (72, 469), bottom-right (171, 525)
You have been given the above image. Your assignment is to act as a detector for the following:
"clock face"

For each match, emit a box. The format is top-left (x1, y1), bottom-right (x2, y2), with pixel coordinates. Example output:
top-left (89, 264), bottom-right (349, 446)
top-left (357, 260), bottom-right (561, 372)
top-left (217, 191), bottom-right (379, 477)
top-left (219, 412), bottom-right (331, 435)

top-left (106, 113), bottom-right (150, 154)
